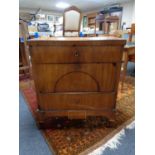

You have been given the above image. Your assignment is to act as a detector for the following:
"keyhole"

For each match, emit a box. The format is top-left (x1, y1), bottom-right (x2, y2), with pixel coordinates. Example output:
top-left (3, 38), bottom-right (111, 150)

top-left (74, 51), bottom-right (79, 57)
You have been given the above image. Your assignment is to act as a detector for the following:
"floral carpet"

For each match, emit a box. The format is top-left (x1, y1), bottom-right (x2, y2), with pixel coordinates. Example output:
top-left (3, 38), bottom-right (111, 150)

top-left (20, 77), bottom-right (135, 155)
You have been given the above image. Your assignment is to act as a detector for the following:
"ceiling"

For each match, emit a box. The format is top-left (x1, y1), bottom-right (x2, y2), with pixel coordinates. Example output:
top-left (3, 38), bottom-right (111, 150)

top-left (19, 0), bottom-right (134, 13)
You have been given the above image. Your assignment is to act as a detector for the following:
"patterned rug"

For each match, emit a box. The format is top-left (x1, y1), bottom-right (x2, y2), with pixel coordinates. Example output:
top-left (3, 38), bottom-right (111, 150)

top-left (20, 77), bottom-right (135, 155)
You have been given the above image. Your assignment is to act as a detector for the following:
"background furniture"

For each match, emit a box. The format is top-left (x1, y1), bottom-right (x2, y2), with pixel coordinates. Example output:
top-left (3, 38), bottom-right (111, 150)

top-left (95, 15), bottom-right (120, 35)
top-left (63, 6), bottom-right (82, 37)
top-left (122, 45), bottom-right (135, 89)
top-left (87, 13), bottom-right (97, 29)
top-left (28, 37), bottom-right (126, 127)
top-left (128, 23), bottom-right (135, 42)
top-left (86, 12), bottom-right (97, 36)
top-left (19, 20), bottom-right (30, 78)
top-left (19, 41), bottom-right (29, 75)
top-left (121, 23), bottom-right (135, 89)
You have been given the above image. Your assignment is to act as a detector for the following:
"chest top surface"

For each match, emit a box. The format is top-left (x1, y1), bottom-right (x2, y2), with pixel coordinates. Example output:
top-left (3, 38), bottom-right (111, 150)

top-left (28, 37), bottom-right (126, 46)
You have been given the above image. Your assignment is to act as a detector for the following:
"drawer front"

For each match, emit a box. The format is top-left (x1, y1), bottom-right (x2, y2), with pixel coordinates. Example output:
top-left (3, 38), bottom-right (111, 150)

top-left (31, 46), bottom-right (122, 63)
top-left (38, 92), bottom-right (115, 111)
top-left (33, 63), bottom-right (116, 93)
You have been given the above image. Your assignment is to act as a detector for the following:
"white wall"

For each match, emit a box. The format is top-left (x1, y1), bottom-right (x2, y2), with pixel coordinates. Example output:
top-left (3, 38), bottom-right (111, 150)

top-left (121, 1), bottom-right (135, 28)
top-left (132, 2), bottom-right (135, 23)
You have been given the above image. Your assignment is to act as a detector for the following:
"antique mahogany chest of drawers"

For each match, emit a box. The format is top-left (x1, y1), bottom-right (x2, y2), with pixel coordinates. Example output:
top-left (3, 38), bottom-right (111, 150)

top-left (28, 37), bottom-right (126, 125)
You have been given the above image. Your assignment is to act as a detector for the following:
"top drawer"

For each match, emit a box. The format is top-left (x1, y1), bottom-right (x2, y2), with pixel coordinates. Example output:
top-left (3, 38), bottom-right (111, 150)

top-left (30, 45), bottom-right (123, 63)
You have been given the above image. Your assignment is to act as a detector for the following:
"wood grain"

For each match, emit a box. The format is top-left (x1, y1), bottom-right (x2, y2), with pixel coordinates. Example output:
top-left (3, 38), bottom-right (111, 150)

top-left (29, 37), bottom-right (126, 125)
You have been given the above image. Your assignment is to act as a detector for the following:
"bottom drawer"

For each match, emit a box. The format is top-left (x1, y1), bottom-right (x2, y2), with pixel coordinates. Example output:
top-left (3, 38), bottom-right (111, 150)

top-left (38, 92), bottom-right (115, 111)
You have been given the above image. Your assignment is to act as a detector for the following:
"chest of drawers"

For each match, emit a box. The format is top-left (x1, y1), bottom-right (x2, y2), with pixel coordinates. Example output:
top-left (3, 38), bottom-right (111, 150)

top-left (28, 37), bottom-right (126, 126)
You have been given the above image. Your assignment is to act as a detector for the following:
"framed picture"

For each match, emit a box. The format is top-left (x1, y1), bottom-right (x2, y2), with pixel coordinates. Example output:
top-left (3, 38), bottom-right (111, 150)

top-left (35, 14), bottom-right (46, 21)
top-left (83, 16), bottom-right (87, 28)
top-left (47, 15), bottom-right (54, 22)
top-left (54, 16), bottom-right (60, 23)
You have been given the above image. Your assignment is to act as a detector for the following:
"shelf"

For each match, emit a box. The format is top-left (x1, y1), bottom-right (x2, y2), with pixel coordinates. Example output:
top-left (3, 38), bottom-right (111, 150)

top-left (88, 23), bottom-right (95, 25)
top-left (86, 12), bottom-right (97, 35)
top-left (88, 17), bottom-right (96, 19)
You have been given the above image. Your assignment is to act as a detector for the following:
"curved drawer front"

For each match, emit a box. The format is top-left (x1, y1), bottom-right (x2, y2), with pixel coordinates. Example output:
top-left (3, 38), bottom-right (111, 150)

top-left (38, 92), bottom-right (115, 111)
top-left (31, 46), bottom-right (122, 63)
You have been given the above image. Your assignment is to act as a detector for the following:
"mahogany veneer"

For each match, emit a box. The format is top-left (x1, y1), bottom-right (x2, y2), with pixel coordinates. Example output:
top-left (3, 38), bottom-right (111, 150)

top-left (28, 37), bottom-right (126, 126)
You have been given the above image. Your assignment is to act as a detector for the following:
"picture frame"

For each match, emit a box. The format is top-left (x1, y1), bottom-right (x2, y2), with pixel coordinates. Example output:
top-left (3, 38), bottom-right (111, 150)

top-left (47, 15), bottom-right (54, 22)
top-left (54, 16), bottom-right (60, 23)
